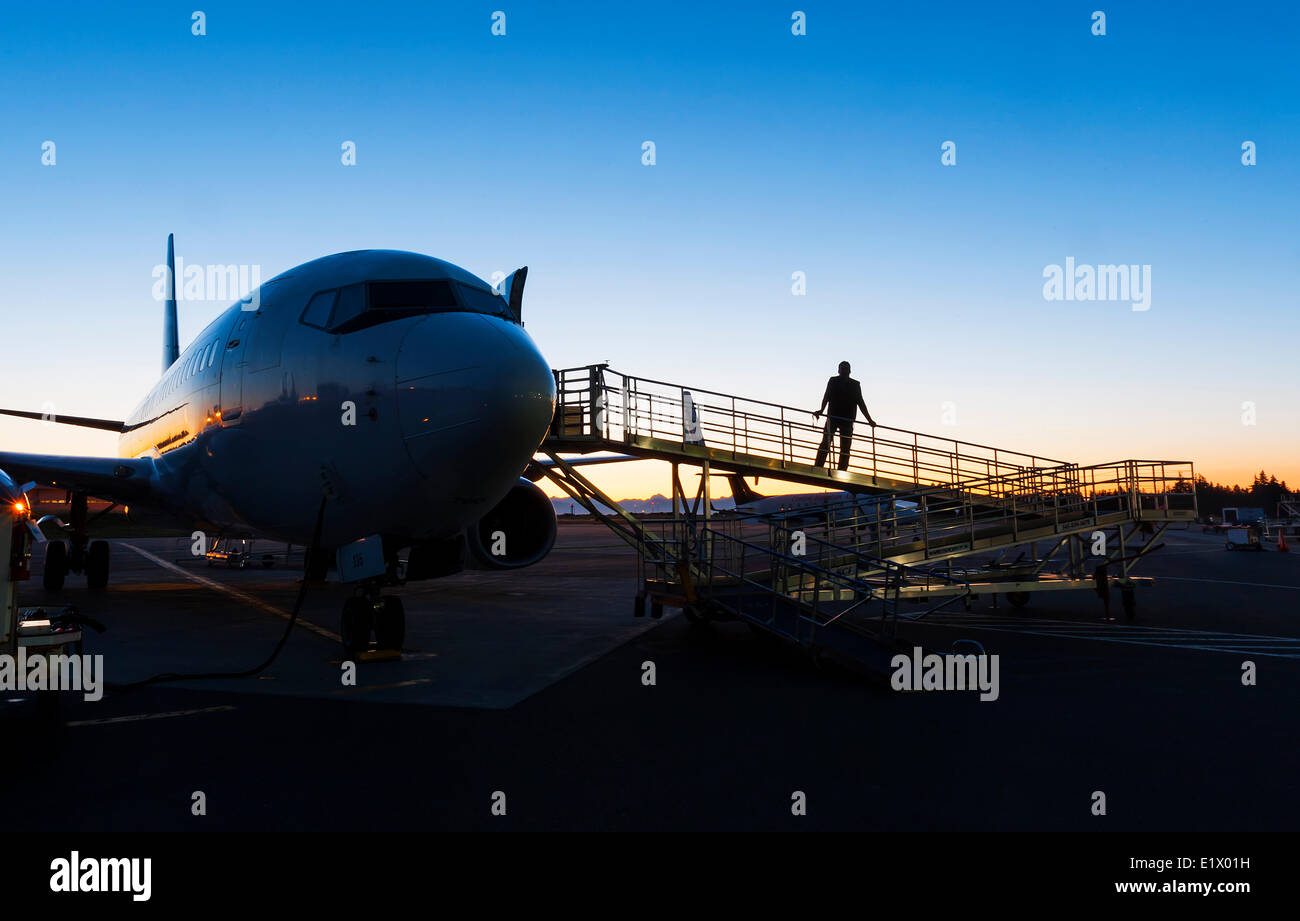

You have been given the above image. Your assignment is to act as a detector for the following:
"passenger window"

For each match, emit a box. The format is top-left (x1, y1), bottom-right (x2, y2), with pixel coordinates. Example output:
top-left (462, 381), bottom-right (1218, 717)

top-left (301, 290), bottom-right (336, 328)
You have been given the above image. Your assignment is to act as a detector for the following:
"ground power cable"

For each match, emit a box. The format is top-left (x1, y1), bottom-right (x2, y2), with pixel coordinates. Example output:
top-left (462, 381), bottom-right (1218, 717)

top-left (105, 496), bottom-right (329, 694)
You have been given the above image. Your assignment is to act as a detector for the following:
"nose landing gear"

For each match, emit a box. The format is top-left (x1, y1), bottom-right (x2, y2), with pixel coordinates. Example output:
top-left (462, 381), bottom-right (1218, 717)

top-left (340, 589), bottom-right (406, 659)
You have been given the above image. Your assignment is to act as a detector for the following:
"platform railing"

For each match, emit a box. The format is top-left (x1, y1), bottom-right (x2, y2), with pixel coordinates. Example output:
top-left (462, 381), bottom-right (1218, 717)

top-left (749, 459), bottom-right (1197, 566)
top-left (636, 515), bottom-right (970, 644)
top-left (552, 364), bottom-right (1065, 490)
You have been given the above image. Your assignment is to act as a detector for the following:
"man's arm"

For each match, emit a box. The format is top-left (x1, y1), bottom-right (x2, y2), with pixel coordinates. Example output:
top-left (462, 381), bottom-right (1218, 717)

top-left (813, 379), bottom-right (832, 418)
top-left (855, 383), bottom-right (876, 426)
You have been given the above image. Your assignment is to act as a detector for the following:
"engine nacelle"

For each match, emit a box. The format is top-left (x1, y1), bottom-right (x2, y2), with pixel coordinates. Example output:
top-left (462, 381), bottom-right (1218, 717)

top-left (464, 478), bottom-right (557, 570)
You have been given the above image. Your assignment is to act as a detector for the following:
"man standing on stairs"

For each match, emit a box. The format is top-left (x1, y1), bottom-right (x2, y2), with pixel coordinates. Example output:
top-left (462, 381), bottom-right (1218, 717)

top-left (813, 361), bottom-right (876, 470)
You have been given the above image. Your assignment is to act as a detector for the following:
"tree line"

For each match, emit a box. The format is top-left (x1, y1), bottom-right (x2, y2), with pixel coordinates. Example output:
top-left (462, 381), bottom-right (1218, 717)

top-left (1170, 471), bottom-right (1292, 519)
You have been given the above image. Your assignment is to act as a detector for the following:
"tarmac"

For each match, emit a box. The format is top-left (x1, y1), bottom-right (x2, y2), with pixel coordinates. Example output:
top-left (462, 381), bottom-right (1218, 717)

top-left (1, 520), bottom-right (1297, 831)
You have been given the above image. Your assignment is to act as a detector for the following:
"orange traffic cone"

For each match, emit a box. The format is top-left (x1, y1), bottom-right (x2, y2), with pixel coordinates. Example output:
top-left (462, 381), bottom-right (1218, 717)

top-left (1279, 531), bottom-right (1290, 552)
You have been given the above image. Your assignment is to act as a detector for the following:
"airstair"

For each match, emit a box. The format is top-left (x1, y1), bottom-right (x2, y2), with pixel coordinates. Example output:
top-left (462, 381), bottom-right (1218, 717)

top-left (631, 515), bottom-right (972, 675)
top-left (739, 459), bottom-right (1194, 613)
top-left (538, 364), bottom-right (1197, 671)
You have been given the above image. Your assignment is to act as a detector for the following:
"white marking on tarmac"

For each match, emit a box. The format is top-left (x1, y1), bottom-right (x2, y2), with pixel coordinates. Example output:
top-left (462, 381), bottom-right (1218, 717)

top-left (332, 678), bottom-right (433, 694)
top-left (121, 543), bottom-right (342, 642)
top-left (917, 614), bottom-right (1300, 658)
top-left (67, 705), bottom-right (236, 727)
top-left (1157, 577), bottom-right (1300, 591)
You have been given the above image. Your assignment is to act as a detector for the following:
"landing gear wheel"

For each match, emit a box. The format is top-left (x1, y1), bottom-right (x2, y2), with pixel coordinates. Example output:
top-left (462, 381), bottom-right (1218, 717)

top-left (43, 541), bottom-right (68, 591)
top-left (650, 601), bottom-right (663, 620)
top-left (85, 540), bottom-right (110, 591)
top-left (374, 596), bottom-right (406, 651)
top-left (262, 554), bottom-right (275, 569)
top-left (1006, 591), bottom-right (1030, 609)
top-left (683, 604), bottom-right (705, 624)
top-left (633, 593), bottom-right (646, 618)
top-left (341, 597), bottom-right (374, 658)
top-left (1121, 587), bottom-right (1136, 621)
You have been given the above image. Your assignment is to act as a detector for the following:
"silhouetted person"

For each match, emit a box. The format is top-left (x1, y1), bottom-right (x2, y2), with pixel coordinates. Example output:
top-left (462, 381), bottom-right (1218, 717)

top-left (813, 361), bottom-right (876, 470)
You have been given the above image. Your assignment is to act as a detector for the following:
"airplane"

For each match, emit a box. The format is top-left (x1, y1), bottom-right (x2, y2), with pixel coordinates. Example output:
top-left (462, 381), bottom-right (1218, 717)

top-left (0, 237), bottom-right (561, 655)
top-left (716, 473), bottom-right (918, 526)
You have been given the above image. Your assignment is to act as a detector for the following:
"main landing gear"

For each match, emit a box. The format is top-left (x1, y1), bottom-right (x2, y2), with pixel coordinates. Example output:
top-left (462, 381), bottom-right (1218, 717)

top-left (340, 590), bottom-right (406, 659)
top-left (41, 492), bottom-right (110, 591)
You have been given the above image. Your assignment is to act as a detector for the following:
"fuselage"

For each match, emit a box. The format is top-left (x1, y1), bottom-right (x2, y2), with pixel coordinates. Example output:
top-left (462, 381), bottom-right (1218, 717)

top-left (117, 250), bottom-right (556, 547)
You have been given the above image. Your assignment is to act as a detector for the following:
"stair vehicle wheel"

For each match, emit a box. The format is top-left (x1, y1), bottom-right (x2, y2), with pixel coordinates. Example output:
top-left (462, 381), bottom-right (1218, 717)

top-left (43, 541), bottom-right (69, 591)
top-left (374, 596), bottom-right (406, 651)
top-left (1006, 591), bottom-right (1029, 609)
top-left (341, 597), bottom-right (374, 657)
top-left (683, 604), bottom-right (705, 624)
top-left (650, 600), bottom-right (663, 620)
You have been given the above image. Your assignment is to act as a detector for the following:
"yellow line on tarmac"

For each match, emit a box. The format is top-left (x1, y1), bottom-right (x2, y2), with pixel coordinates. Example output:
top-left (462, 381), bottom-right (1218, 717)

top-left (67, 705), bottom-right (237, 727)
top-left (120, 543), bottom-right (342, 642)
top-left (105, 582), bottom-right (201, 592)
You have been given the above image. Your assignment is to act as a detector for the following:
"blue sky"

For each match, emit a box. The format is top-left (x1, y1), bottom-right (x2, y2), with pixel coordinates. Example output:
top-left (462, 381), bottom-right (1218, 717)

top-left (0, 1), bottom-right (1295, 495)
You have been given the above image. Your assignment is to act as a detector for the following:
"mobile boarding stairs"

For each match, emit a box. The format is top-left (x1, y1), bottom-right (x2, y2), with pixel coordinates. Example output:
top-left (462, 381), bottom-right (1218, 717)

top-left (538, 364), bottom-right (1198, 673)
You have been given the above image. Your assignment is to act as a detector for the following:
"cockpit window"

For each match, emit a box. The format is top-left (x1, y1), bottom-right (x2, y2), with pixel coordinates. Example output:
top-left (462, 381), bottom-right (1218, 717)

top-left (456, 283), bottom-right (510, 317)
top-left (300, 277), bottom-right (514, 333)
top-left (301, 290), bottom-right (336, 328)
top-left (369, 280), bottom-right (458, 311)
top-left (330, 284), bottom-right (366, 328)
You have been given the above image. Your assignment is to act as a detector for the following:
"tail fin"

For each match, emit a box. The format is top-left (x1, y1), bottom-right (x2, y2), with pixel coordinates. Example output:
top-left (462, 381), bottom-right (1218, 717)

top-left (726, 474), bottom-right (764, 506)
top-left (162, 233), bottom-right (179, 373)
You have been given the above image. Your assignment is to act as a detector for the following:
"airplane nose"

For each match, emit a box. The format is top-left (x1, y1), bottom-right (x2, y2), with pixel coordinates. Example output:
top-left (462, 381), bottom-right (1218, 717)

top-left (395, 315), bottom-right (554, 495)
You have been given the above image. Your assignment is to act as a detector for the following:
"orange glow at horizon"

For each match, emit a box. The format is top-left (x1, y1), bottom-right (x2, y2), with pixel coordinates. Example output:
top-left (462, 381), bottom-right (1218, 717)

top-left (539, 456), bottom-right (1300, 503)
top-left (0, 417), bottom-right (1292, 504)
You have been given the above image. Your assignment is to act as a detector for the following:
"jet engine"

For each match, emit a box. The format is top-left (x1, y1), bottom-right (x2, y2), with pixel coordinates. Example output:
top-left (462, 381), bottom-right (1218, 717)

top-left (464, 478), bottom-right (557, 569)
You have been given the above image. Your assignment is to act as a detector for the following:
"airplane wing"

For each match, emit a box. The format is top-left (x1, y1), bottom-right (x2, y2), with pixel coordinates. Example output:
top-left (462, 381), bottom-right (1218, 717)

top-left (523, 454), bottom-right (638, 481)
top-left (0, 408), bottom-right (127, 432)
top-left (0, 451), bottom-right (157, 506)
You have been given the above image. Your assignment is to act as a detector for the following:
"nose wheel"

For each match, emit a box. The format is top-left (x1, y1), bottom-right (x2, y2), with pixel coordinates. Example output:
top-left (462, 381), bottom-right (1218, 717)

top-left (374, 596), bottom-right (405, 650)
top-left (340, 594), bottom-right (406, 658)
